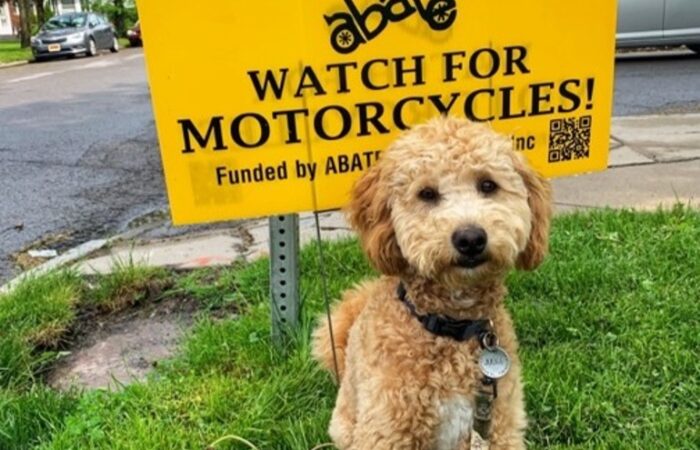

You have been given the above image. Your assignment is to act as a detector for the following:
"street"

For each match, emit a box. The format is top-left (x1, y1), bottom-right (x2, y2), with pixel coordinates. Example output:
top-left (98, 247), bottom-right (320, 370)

top-left (1, 48), bottom-right (700, 283)
top-left (0, 49), bottom-right (164, 283)
top-left (615, 50), bottom-right (700, 115)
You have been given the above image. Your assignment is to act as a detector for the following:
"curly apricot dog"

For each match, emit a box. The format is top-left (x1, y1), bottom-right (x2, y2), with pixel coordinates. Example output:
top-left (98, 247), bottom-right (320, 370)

top-left (313, 117), bottom-right (552, 450)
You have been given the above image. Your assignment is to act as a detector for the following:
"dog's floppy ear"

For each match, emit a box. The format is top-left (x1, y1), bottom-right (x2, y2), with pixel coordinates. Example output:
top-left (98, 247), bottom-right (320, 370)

top-left (346, 165), bottom-right (406, 275)
top-left (514, 155), bottom-right (553, 270)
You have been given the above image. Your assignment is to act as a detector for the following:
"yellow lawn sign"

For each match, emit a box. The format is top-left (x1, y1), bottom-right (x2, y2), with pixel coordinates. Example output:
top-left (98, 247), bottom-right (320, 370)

top-left (137, 0), bottom-right (617, 225)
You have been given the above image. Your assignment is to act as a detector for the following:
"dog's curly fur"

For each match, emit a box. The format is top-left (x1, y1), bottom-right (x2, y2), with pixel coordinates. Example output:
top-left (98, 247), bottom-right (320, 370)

top-left (313, 117), bottom-right (552, 450)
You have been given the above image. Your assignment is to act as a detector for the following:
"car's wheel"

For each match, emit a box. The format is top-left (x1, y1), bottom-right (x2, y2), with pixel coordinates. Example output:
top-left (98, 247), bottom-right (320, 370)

top-left (110, 36), bottom-right (119, 53)
top-left (86, 38), bottom-right (97, 57)
top-left (687, 45), bottom-right (700, 54)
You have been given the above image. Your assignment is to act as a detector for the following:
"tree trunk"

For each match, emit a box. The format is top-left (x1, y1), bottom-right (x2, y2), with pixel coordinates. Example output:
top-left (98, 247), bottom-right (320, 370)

top-left (112, 0), bottom-right (125, 37)
top-left (35, 0), bottom-right (46, 25)
top-left (17, 0), bottom-right (33, 48)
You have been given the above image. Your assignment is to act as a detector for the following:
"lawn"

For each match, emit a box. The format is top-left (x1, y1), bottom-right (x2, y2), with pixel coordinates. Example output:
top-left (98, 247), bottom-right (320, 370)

top-left (0, 38), bottom-right (133, 65)
top-left (0, 40), bottom-right (31, 64)
top-left (1, 207), bottom-right (698, 449)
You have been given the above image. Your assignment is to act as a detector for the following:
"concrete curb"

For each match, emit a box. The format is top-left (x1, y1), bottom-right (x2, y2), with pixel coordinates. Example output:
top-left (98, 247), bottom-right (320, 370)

top-left (615, 49), bottom-right (696, 59)
top-left (0, 239), bottom-right (108, 294)
top-left (0, 60), bottom-right (30, 69)
top-left (0, 218), bottom-right (168, 294)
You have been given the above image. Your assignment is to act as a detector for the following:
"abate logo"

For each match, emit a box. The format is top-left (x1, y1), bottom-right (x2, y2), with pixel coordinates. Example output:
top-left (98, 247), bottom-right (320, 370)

top-left (325, 0), bottom-right (457, 54)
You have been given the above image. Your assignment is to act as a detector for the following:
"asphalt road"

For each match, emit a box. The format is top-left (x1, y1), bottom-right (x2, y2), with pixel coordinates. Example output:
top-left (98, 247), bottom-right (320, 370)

top-left (0, 48), bottom-right (165, 283)
top-left (614, 49), bottom-right (700, 116)
top-left (0, 48), bottom-right (699, 284)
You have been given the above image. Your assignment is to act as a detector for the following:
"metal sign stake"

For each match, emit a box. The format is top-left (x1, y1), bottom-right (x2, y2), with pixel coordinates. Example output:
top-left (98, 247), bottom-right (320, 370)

top-left (269, 214), bottom-right (300, 345)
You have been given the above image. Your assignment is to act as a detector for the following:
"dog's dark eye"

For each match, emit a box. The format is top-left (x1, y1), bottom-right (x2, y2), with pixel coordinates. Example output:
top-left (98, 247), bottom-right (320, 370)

top-left (479, 179), bottom-right (498, 194)
top-left (418, 187), bottom-right (439, 202)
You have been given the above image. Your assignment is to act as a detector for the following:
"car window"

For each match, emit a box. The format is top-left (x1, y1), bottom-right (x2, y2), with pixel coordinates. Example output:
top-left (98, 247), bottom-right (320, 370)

top-left (43, 14), bottom-right (87, 30)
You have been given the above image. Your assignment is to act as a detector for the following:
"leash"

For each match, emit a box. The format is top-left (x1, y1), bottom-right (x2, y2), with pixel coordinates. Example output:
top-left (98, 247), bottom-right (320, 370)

top-left (397, 282), bottom-right (512, 449)
top-left (315, 212), bottom-right (341, 384)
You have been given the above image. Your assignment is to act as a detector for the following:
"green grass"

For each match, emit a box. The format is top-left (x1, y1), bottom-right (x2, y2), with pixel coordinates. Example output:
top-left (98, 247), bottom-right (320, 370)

top-left (1, 207), bottom-right (699, 449)
top-left (509, 208), bottom-right (699, 449)
top-left (0, 271), bottom-right (83, 448)
top-left (0, 262), bottom-right (170, 449)
top-left (0, 271), bottom-right (82, 389)
top-left (173, 266), bottom-right (243, 311)
top-left (0, 40), bottom-right (32, 64)
top-left (88, 258), bottom-right (170, 312)
top-left (0, 386), bottom-right (79, 448)
top-left (0, 38), bottom-right (132, 65)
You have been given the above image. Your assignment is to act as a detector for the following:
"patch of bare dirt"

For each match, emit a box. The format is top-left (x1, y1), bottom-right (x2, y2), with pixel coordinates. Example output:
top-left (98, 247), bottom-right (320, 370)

top-left (47, 291), bottom-right (234, 391)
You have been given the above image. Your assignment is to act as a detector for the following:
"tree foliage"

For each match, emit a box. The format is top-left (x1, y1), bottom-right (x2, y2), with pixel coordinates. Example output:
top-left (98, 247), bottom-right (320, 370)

top-left (7, 0), bottom-right (138, 47)
top-left (86, 0), bottom-right (137, 37)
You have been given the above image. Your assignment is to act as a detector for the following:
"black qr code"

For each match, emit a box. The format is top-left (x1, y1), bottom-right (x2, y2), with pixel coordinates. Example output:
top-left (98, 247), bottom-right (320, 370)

top-left (548, 116), bottom-right (592, 163)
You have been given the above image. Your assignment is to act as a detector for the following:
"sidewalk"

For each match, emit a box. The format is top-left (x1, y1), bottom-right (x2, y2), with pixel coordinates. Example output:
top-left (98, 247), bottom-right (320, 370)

top-left (4, 113), bottom-right (700, 286)
top-left (557, 113), bottom-right (700, 210)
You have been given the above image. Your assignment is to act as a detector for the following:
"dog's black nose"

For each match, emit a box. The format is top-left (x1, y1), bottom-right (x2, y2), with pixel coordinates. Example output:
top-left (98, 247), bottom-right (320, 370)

top-left (452, 227), bottom-right (488, 256)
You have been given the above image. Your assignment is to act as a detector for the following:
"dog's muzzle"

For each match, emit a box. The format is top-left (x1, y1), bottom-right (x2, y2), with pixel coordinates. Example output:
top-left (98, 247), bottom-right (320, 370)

top-left (452, 226), bottom-right (488, 268)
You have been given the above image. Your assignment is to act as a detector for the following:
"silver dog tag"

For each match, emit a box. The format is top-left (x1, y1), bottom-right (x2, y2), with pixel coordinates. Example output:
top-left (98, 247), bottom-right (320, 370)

top-left (470, 430), bottom-right (491, 450)
top-left (479, 347), bottom-right (511, 379)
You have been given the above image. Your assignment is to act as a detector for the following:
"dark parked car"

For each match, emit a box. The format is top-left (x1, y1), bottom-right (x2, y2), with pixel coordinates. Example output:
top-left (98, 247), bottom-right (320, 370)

top-left (31, 12), bottom-right (119, 61)
top-left (126, 21), bottom-right (142, 47)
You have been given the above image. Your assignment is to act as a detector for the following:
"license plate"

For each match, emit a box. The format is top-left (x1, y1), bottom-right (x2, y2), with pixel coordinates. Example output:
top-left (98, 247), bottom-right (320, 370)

top-left (48, 44), bottom-right (61, 52)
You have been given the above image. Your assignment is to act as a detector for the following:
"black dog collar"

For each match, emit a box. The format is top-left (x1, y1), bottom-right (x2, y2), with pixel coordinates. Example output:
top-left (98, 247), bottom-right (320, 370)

top-left (397, 282), bottom-right (491, 342)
